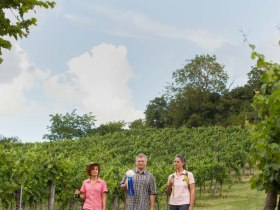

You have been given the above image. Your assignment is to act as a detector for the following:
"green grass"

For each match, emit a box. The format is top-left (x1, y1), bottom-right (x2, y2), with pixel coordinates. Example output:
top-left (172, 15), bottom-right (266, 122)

top-left (195, 180), bottom-right (266, 210)
top-left (157, 175), bottom-right (266, 210)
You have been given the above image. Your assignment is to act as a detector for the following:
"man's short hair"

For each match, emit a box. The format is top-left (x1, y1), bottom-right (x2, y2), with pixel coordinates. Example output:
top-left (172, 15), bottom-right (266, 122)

top-left (135, 153), bottom-right (147, 161)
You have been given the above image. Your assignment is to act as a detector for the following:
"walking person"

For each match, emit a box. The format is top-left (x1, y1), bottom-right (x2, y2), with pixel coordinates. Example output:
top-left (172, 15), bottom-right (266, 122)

top-left (75, 163), bottom-right (108, 210)
top-left (166, 155), bottom-right (195, 210)
top-left (120, 153), bottom-right (157, 210)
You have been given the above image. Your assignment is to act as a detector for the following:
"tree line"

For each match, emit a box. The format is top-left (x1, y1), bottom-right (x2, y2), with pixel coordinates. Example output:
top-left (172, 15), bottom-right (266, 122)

top-left (144, 55), bottom-right (263, 129)
top-left (34, 54), bottom-right (263, 141)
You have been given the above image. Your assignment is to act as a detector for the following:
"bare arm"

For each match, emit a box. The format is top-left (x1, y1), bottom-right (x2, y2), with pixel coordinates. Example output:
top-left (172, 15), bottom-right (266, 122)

top-left (120, 175), bottom-right (127, 191)
top-left (165, 176), bottom-right (174, 196)
top-left (80, 192), bottom-right (85, 200)
top-left (75, 189), bottom-right (85, 200)
top-left (189, 183), bottom-right (195, 210)
top-left (120, 183), bottom-right (127, 190)
top-left (102, 192), bottom-right (107, 210)
top-left (150, 194), bottom-right (155, 210)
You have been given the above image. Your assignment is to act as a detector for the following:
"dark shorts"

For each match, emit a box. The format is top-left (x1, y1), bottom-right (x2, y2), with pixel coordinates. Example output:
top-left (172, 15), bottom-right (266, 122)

top-left (169, 204), bottom-right (190, 210)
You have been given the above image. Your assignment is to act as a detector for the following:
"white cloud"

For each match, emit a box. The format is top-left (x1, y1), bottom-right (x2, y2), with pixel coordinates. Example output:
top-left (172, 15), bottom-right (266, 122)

top-left (0, 40), bottom-right (143, 124)
top-left (215, 42), bottom-right (253, 88)
top-left (187, 29), bottom-right (228, 50)
top-left (87, 4), bottom-right (227, 50)
top-left (0, 42), bottom-right (80, 117)
top-left (0, 43), bottom-right (49, 116)
top-left (67, 43), bottom-right (144, 123)
top-left (0, 42), bottom-right (22, 82)
top-left (0, 42), bottom-right (144, 141)
top-left (43, 73), bottom-right (83, 106)
top-left (63, 14), bottom-right (92, 25)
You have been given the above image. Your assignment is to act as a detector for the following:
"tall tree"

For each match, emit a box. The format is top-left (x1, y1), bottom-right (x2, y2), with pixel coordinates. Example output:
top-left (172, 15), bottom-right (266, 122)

top-left (43, 109), bottom-right (96, 140)
top-left (249, 45), bottom-right (280, 210)
top-left (222, 85), bottom-right (257, 125)
top-left (144, 96), bottom-right (169, 128)
top-left (129, 119), bottom-right (146, 130)
top-left (0, 0), bottom-right (55, 63)
top-left (94, 121), bottom-right (125, 136)
top-left (171, 54), bottom-right (228, 94)
top-left (0, 135), bottom-right (20, 143)
top-left (168, 86), bottom-right (223, 127)
top-left (247, 66), bottom-right (264, 92)
top-left (145, 55), bottom-right (230, 128)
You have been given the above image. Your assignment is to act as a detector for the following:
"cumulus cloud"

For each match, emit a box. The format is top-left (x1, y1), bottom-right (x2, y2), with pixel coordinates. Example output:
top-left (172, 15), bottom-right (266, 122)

top-left (0, 40), bottom-right (143, 124)
top-left (0, 43), bottom-right (49, 116)
top-left (67, 43), bottom-right (144, 123)
top-left (0, 45), bottom-right (22, 83)
top-left (43, 73), bottom-right (83, 109)
top-left (0, 42), bottom-right (144, 141)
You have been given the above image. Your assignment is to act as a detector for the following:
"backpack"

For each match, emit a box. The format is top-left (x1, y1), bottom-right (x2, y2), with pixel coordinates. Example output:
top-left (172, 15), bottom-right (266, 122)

top-left (165, 172), bottom-right (190, 196)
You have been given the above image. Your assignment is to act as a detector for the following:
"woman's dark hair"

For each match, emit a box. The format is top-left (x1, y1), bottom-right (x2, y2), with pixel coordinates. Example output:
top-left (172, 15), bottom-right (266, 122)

top-left (86, 163), bottom-right (101, 176)
top-left (176, 154), bottom-right (187, 169)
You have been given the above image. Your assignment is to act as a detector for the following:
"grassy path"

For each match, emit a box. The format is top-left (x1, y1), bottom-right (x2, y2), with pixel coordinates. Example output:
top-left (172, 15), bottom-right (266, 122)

top-left (194, 176), bottom-right (266, 210)
top-left (156, 175), bottom-right (266, 210)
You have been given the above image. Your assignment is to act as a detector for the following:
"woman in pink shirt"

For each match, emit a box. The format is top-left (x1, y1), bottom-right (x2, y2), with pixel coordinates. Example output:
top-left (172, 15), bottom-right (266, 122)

top-left (167, 155), bottom-right (195, 210)
top-left (75, 163), bottom-right (108, 210)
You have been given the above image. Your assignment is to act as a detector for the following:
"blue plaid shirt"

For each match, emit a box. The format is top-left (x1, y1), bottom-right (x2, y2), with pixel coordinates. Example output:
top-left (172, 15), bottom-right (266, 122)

top-left (121, 169), bottom-right (156, 210)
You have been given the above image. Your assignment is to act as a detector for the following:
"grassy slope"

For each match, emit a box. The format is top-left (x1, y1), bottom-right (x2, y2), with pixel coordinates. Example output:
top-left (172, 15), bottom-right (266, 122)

top-left (194, 176), bottom-right (265, 210)
top-left (156, 175), bottom-right (266, 210)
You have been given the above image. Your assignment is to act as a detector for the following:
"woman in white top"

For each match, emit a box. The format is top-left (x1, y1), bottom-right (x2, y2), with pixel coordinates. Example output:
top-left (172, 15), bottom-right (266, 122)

top-left (167, 155), bottom-right (195, 210)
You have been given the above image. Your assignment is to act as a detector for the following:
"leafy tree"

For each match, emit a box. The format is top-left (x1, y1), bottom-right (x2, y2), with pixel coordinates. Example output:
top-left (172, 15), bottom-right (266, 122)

top-left (151, 54), bottom-right (231, 128)
top-left (0, 0), bottom-right (55, 63)
top-left (145, 55), bottom-right (263, 128)
top-left (167, 86), bottom-right (223, 127)
top-left (218, 67), bottom-right (262, 126)
top-left (222, 86), bottom-right (257, 126)
top-left (94, 121), bottom-right (126, 136)
top-left (171, 54), bottom-right (228, 94)
top-left (43, 109), bottom-right (96, 140)
top-left (129, 119), bottom-right (146, 129)
top-left (247, 66), bottom-right (264, 92)
top-left (249, 44), bottom-right (280, 209)
top-left (144, 96), bottom-right (170, 128)
top-left (0, 134), bottom-right (20, 143)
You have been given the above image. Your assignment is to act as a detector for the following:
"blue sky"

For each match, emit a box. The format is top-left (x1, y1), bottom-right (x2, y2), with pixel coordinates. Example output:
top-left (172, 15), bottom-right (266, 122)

top-left (1, 0), bottom-right (280, 142)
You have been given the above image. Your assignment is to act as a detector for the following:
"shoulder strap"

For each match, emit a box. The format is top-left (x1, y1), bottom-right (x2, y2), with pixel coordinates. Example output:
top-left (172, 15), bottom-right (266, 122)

top-left (184, 171), bottom-right (190, 191)
top-left (184, 171), bottom-right (189, 185)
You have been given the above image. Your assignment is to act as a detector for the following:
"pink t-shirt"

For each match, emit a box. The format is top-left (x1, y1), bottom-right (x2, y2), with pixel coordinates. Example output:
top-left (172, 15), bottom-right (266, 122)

top-left (168, 170), bottom-right (195, 205)
top-left (80, 178), bottom-right (108, 210)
